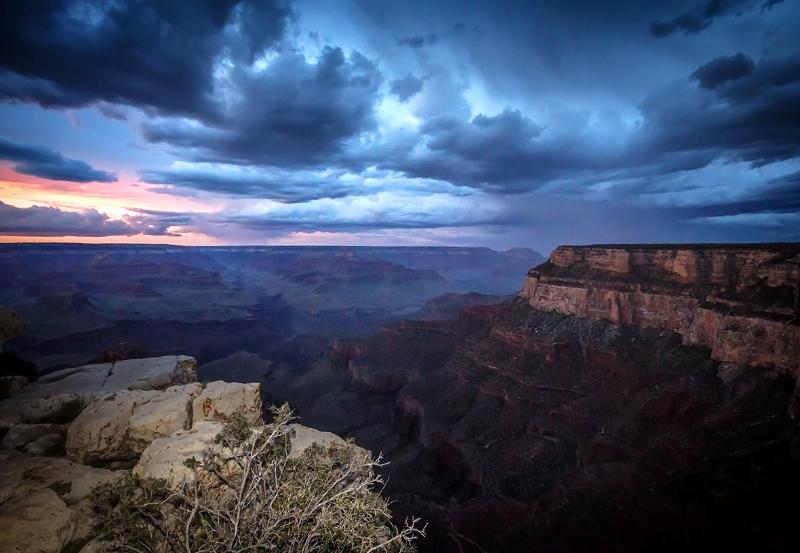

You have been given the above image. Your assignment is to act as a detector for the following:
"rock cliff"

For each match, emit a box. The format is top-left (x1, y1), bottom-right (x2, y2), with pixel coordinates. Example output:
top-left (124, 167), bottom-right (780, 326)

top-left (321, 243), bottom-right (800, 552)
top-left (0, 355), bottom-right (358, 553)
top-left (522, 243), bottom-right (800, 378)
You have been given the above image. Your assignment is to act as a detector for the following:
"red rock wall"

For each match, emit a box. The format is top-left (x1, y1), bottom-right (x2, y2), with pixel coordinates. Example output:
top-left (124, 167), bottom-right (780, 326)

top-left (522, 244), bottom-right (800, 374)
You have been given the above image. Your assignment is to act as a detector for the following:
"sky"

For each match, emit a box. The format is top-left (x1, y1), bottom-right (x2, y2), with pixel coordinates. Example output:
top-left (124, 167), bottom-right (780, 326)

top-left (0, 0), bottom-right (798, 253)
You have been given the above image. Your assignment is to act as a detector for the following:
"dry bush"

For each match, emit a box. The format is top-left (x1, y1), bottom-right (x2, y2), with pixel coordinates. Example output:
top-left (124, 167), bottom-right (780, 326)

top-left (91, 404), bottom-right (425, 552)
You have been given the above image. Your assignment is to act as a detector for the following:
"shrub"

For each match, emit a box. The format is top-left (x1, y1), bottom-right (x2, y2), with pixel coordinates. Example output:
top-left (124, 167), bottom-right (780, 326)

top-left (91, 404), bottom-right (425, 552)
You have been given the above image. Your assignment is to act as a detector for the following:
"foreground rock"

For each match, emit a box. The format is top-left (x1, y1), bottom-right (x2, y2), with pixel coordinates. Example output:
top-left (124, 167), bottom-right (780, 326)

top-left (0, 355), bottom-right (197, 431)
top-left (133, 421), bottom-right (225, 486)
top-left (0, 355), bottom-right (360, 553)
top-left (192, 380), bottom-right (262, 425)
top-left (65, 383), bottom-right (204, 464)
top-left (13, 355), bottom-right (197, 400)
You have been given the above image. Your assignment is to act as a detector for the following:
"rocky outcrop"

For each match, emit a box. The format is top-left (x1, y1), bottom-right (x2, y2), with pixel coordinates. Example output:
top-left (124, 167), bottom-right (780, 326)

top-left (522, 244), bottom-right (800, 376)
top-left (133, 421), bottom-right (226, 486)
top-left (65, 383), bottom-right (205, 463)
top-left (9, 355), bottom-right (196, 402)
top-left (0, 355), bottom-right (354, 553)
top-left (192, 381), bottom-right (262, 425)
top-left (327, 245), bottom-right (800, 551)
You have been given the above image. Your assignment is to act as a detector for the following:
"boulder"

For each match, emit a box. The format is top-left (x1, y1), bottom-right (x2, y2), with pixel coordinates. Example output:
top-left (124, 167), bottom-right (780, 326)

top-left (192, 381), bottom-right (262, 425)
top-left (0, 488), bottom-right (86, 553)
top-left (66, 390), bottom-right (157, 464)
top-left (10, 355), bottom-right (197, 401)
top-left (0, 356), bottom-right (198, 429)
top-left (104, 355), bottom-right (197, 391)
top-left (15, 363), bottom-right (111, 399)
top-left (134, 421), bottom-right (225, 487)
top-left (287, 423), bottom-right (361, 458)
top-left (129, 383), bottom-right (202, 450)
top-left (66, 383), bottom-right (205, 464)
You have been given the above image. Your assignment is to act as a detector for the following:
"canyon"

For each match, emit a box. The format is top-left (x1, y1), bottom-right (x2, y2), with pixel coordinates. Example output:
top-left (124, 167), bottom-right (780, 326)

top-left (317, 243), bottom-right (800, 551)
top-left (2, 243), bottom-right (799, 552)
top-left (0, 244), bottom-right (540, 371)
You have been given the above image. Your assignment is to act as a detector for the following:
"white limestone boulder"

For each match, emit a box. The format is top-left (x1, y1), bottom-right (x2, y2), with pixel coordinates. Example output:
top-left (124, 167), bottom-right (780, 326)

top-left (192, 381), bottom-right (262, 426)
top-left (10, 355), bottom-right (197, 401)
top-left (133, 421), bottom-right (225, 487)
top-left (128, 383), bottom-right (203, 451)
top-left (66, 383), bottom-right (205, 464)
top-left (66, 390), bottom-right (157, 464)
top-left (287, 424), bottom-right (362, 458)
top-left (103, 355), bottom-right (197, 391)
top-left (0, 356), bottom-right (198, 430)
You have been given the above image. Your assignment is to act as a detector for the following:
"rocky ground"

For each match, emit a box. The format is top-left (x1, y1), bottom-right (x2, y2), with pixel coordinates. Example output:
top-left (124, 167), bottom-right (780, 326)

top-left (0, 355), bottom-right (357, 553)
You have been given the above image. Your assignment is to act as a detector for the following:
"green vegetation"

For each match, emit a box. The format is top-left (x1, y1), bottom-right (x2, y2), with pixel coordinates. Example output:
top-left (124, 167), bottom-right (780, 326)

top-left (91, 405), bottom-right (424, 552)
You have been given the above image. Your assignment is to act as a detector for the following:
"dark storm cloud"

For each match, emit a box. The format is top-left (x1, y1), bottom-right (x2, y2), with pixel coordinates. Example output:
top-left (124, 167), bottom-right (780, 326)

top-left (142, 47), bottom-right (382, 168)
top-left (390, 74), bottom-right (424, 101)
top-left (221, 211), bottom-right (506, 231)
top-left (141, 165), bottom-right (360, 203)
top-left (0, 201), bottom-right (177, 236)
top-left (691, 53), bottom-right (755, 88)
top-left (0, 0), bottom-right (291, 118)
top-left (650, 0), bottom-right (784, 37)
top-left (693, 170), bottom-right (800, 217)
top-left (639, 54), bottom-right (800, 168)
top-left (0, 137), bottom-right (116, 182)
top-left (390, 109), bottom-right (552, 191)
top-left (398, 34), bottom-right (440, 48)
top-left (383, 54), bottom-right (800, 198)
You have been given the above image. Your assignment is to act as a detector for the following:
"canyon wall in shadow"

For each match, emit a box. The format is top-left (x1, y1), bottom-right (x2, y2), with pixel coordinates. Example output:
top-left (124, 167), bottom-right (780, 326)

top-left (272, 243), bottom-right (800, 552)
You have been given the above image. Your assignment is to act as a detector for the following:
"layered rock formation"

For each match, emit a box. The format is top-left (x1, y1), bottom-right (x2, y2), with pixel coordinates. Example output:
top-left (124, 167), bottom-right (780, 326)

top-left (0, 355), bottom-right (357, 553)
top-left (522, 244), bottom-right (800, 376)
top-left (320, 243), bottom-right (800, 552)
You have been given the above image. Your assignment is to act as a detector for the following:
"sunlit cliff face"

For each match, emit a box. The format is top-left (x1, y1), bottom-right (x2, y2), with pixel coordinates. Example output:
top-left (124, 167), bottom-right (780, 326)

top-left (1, 0), bottom-right (799, 251)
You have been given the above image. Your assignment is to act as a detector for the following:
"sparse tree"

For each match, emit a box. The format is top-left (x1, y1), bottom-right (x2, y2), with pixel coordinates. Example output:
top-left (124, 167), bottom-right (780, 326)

top-left (91, 405), bottom-right (425, 552)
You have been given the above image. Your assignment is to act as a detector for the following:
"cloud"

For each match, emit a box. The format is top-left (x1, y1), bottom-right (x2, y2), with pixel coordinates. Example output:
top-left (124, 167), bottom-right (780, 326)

top-left (142, 47), bottom-right (383, 168)
top-left (0, 137), bottom-right (116, 182)
top-left (691, 53), bottom-right (755, 88)
top-left (637, 54), bottom-right (800, 168)
top-left (141, 163), bottom-right (360, 202)
top-left (378, 54), bottom-right (800, 204)
top-left (690, 169), bottom-right (800, 217)
top-left (142, 161), bottom-right (472, 203)
top-left (651, 0), bottom-right (785, 36)
top-left (224, 190), bottom-right (508, 231)
top-left (0, 201), bottom-right (177, 236)
top-left (398, 34), bottom-right (439, 48)
top-left (0, 0), bottom-right (291, 117)
top-left (390, 74), bottom-right (424, 102)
